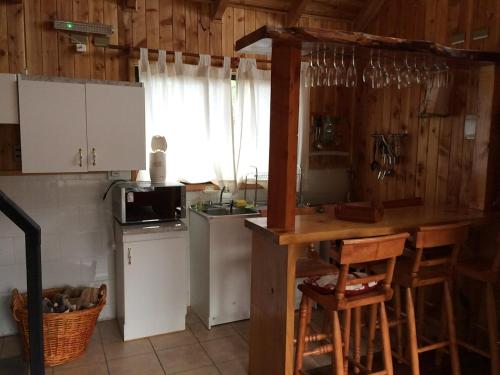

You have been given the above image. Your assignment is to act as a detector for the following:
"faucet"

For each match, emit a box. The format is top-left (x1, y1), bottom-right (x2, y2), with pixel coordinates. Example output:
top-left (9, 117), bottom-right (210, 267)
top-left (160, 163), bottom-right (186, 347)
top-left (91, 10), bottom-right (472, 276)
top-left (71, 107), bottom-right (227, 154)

top-left (250, 166), bottom-right (258, 207)
top-left (219, 185), bottom-right (226, 204)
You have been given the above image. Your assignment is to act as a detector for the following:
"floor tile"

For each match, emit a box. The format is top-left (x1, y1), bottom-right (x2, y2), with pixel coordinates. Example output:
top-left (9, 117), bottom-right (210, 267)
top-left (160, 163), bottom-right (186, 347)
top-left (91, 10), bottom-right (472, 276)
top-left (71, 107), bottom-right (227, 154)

top-left (216, 357), bottom-right (249, 375)
top-left (53, 338), bottom-right (105, 369)
top-left (230, 320), bottom-right (250, 342)
top-left (0, 335), bottom-right (22, 359)
top-left (97, 320), bottom-right (122, 345)
top-left (189, 322), bottom-right (237, 342)
top-left (149, 330), bottom-right (197, 351)
top-left (201, 335), bottom-right (248, 365)
top-left (0, 356), bottom-right (28, 375)
top-left (156, 343), bottom-right (212, 374)
top-left (107, 352), bottom-right (163, 375)
top-left (175, 366), bottom-right (220, 375)
top-left (53, 362), bottom-right (108, 375)
top-left (185, 310), bottom-right (201, 328)
top-left (103, 338), bottom-right (153, 360)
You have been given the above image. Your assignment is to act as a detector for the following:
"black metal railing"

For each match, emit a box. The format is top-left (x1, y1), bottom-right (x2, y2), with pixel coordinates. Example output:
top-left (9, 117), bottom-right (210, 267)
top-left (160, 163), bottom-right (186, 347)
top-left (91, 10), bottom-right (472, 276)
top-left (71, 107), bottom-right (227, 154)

top-left (0, 190), bottom-right (44, 375)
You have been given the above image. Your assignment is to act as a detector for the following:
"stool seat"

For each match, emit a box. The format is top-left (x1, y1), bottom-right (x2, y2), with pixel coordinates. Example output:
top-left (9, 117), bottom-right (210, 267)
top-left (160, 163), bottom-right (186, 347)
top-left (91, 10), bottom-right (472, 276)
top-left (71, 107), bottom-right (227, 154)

top-left (455, 257), bottom-right (498, 283)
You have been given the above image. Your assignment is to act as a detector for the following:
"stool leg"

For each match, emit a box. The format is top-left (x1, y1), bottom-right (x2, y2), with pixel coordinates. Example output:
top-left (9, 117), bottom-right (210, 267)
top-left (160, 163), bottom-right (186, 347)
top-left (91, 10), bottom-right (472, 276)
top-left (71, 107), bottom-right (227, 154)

top-left (295, 295), bottom-right (310, 375)
top-left (332, 311), bottom-right (344, 375)
top-left (486, 283), bottom-right (499, 375)
top-left (343, 309), bottom-right (352, 374)
top-left (417, 286), bottom-right (425, 336)
top-left (366, 303), bottom-right (378, 372)
top-left (444, 280), bottom-right (460, 375)
top-left (380, 301), bottom-right (394, 375)
top-left (406, 287), bottom-right (420, 375)
top-left (393, 284), bottom-right (404, 363)
top-left (353, 307), bottom-right (361, 374)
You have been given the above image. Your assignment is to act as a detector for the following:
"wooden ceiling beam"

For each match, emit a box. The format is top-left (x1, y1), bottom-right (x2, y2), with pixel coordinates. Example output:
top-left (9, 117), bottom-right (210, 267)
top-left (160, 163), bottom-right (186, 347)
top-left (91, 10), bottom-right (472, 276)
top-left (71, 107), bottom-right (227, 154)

top-left (354, 0), bottom-right (387, 31)
top-left (211, 0), bottom-right (230, 20)
top-left (287, 0), bottom-right (312, 26)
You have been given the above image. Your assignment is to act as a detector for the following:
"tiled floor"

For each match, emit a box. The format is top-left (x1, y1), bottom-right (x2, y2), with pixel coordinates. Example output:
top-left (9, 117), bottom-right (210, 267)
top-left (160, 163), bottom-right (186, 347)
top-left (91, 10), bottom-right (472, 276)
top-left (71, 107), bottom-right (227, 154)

top-left (0, 310), bottom-right (251, 375)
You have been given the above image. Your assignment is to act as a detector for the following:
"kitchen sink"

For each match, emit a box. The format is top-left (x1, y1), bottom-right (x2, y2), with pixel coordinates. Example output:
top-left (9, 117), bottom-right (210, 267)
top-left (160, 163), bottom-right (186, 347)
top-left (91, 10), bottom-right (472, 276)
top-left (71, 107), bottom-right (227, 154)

top-left (202, 205), bottom-right (258, 216)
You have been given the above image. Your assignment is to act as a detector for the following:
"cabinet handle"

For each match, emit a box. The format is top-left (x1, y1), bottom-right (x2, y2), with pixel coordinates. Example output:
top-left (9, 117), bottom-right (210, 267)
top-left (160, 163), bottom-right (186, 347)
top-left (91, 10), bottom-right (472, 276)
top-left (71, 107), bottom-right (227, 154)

top-left (78, 148), bottom-right (83, 167)
top-left (127, 248), bottom-right (132, 265)
top-left (92, 147), bottom-right (97, 166)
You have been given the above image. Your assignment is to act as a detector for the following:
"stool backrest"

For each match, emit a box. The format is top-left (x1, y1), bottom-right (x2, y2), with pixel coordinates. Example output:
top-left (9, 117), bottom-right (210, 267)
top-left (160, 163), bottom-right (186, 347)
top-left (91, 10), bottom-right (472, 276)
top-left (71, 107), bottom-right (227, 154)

top-left (411, 222), bottom-right (470, 276)
top-left (333, 233), bottom-right (409, 303)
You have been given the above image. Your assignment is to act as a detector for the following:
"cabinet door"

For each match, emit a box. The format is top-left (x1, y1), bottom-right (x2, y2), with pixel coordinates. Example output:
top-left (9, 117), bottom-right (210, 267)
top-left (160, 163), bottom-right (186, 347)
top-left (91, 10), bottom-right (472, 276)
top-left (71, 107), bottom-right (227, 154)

top-left (86, 83), bottom-right (146, 172)
top-left (123, 236), bottom-right (187, 340)
top-left (18, 79), bottom-right (88, 173)
top-left (0, 74), bottom-right (19, 124)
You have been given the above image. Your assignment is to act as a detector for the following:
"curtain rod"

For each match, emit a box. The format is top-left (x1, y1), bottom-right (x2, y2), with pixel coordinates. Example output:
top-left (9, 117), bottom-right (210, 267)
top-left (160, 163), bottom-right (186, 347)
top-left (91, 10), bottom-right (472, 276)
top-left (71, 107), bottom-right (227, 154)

top-left (106, 44), bottom-right (272, 65)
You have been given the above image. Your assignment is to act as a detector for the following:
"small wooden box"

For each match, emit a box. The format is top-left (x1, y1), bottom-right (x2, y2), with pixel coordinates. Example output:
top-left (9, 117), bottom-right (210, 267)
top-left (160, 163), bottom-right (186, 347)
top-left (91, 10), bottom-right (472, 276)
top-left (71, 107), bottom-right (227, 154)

top-left (334, 201), bottom-right (384, 223)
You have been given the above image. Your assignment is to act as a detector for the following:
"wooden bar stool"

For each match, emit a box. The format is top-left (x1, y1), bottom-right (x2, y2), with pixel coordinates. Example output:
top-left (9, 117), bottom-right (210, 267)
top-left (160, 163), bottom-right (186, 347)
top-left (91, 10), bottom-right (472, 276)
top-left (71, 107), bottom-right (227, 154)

top-left (294, 232), bottom-right (409, 375)
top-left (454, 232), bottom-right (500, 375)
top-left (391, 222), bottom-right (470, 375)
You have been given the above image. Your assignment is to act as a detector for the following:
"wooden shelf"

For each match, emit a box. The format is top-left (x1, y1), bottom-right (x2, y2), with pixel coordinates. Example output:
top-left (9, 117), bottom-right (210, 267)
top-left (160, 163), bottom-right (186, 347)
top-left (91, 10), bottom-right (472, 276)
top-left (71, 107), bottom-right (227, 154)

top-left (235, 26), bottom-right (500, 63)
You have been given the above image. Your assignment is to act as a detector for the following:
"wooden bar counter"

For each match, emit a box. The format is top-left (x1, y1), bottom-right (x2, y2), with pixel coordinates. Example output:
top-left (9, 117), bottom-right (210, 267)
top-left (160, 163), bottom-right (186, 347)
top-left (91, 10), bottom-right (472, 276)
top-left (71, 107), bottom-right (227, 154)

top-left (244, 206), bottom-right (498, 375)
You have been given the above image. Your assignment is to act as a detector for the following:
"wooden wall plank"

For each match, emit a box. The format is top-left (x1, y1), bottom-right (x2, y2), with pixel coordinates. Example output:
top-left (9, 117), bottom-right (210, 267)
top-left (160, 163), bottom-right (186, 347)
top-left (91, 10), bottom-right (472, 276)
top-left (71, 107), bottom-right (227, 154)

top-left (104, 0), bottom-right (119, 80)
top-left (159, 0), bottom-right (173, 50)
top-left (233, 7), bottom-right (245, 56)
top-left (198, 3), bottom-right (210, 55)
top-left (172, 0), bottom-right (186, 51)
top-left (90, 0), bottom-right (105, 80)
top-left (222, 7), bottom-right (234, 56)
top-left (73, 0), bottom-right (91, 79)
top-left (133, 0), bottom-right (147, 48)
top-left (41, 0), bottom-right (58, 76)
top-left (185, 1), bottom-right (198, 53)
top-left (56, 0), bottom-right (74, 77)
top-left (146, 0), bottom-right (160, 50)
top-left (7, 0), bottom-right (25, 74)
top-left (0, 1), bottom-right (8, 72)
top-left (25, 0), bottom-right (43, 75)
top-left (117, 3), bottom-right (133, 80)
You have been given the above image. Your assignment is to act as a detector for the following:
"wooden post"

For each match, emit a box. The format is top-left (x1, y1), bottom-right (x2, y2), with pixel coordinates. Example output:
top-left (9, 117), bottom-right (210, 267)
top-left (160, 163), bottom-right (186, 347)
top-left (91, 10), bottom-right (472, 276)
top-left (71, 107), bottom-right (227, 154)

top-left (267, 40), bottom-right (301, 230)
top-left (470, 64), bottom-right (500, 210)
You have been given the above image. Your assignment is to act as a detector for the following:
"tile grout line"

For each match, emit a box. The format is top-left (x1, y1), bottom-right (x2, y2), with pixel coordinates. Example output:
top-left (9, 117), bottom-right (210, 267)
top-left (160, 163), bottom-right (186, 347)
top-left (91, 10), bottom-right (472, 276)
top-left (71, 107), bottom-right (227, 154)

top-left (97, 323), bottom-right (112, 375)
top-left (149, 337), bottom-right (168, 375)
top-left (193, 324), bottom-right (223, 375)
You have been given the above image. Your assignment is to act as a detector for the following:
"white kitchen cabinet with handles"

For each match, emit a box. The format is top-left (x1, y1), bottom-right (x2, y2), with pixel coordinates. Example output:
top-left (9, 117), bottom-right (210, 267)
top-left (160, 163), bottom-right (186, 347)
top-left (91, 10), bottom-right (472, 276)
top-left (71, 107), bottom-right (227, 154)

top-left (18, 76), bottom-right (145, 173)
top-left (86, 83), bottom-right (145, 171)
top-left (114, 221), bottom-right (188, 341)
top-left (18, 79), bottom-right (88, 173)
top-left (0, 74), bottom-right (19, 124)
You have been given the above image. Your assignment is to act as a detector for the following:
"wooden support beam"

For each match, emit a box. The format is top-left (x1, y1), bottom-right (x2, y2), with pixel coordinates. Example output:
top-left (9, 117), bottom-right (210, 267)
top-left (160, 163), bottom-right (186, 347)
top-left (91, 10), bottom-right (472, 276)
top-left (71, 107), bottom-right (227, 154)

top-left (211, 0), bottom-right (230, 20)
top-left (354, 0), bottom-right (387, 31)
top-left (287, 0), bottom-right (311, 27)
top-left (267, 40), bottom-right (301, 230)
top-left (470, 64), bottom-right (500, 210)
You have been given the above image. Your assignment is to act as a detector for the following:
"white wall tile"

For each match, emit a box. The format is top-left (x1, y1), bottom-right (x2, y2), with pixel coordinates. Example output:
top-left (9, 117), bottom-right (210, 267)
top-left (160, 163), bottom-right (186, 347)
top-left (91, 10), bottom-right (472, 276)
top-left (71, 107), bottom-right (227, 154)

top-left (0, 238), bottom-right (15, 266)
top-left (0, 294), bottom-right (16, 336)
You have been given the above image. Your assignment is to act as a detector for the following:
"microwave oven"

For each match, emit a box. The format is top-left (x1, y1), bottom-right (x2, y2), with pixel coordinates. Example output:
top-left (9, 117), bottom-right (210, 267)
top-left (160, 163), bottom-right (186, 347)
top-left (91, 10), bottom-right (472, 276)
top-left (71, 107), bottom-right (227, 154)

top-left (112, 182), bottom-right (186, 224)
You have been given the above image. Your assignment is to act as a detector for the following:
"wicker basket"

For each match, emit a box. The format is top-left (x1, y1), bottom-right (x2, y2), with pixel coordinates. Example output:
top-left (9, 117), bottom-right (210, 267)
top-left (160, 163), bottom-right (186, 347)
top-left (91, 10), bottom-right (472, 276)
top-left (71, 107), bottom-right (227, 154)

top-left (11, 284), bottom-right (106, 367)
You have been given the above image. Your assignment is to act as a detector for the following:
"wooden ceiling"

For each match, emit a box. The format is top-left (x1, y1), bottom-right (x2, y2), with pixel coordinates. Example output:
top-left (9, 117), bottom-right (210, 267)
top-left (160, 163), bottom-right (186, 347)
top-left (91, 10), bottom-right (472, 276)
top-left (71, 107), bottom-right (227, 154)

top-left (207, 0), bottom-right (385, 29)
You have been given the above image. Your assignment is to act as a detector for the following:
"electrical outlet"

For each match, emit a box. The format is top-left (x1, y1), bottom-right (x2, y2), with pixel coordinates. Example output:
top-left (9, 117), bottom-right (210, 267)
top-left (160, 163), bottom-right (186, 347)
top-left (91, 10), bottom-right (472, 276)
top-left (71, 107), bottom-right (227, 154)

top-left (76, 43), bottom-right (87, 52)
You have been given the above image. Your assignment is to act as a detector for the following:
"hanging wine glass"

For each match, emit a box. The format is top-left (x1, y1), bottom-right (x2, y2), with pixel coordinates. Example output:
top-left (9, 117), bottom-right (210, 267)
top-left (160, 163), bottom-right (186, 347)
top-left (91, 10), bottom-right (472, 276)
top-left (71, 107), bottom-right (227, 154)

top-left (374, 49), bottom-right (386, 88)
top-left (411, 56), bottom-right (422, 84)
top-left (420, 57), bottom-right (431, 86)
top-left (387, 54), bottom-right (402, 89)
top-left (440, 61), bottom-right (451, 88)
top-left (336, 47), bottom-right (347, 87)
top-left (316, 45), bottom-right (323, 87)
top-left (320, 45), bottom-right (328, 87)
top-left (400, 55), bottom-right (412, 87)
top-left (327, 47), bottom-right (335, 87)
top-left (363, 50), bottom-right (377, 88)
top-left (345, 46), bottom-right (357, 88)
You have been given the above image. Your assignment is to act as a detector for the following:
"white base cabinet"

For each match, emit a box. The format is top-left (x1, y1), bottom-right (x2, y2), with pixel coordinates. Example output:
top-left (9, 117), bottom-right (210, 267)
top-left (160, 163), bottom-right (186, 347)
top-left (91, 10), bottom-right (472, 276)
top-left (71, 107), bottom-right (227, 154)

top-left (115, 221), bottom-right (188, 341)
top-left (189, 209), bottom-right (258, 329)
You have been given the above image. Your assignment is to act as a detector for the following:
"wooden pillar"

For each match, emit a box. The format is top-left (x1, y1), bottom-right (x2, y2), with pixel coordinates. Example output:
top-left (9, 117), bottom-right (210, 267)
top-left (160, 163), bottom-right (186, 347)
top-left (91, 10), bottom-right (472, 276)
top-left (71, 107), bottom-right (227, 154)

top-left (267, 40), bottom-right (302, 230)
top-left (470, 64), bottom-right (500, 210)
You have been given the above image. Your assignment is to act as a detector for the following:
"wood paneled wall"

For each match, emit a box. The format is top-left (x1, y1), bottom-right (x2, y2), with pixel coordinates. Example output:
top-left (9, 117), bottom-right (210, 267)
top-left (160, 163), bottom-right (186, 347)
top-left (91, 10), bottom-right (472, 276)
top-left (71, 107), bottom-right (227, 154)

top-left (0, 0), bottom-right (351, 81)
top-left (352, 0), bottom-right (500, 210)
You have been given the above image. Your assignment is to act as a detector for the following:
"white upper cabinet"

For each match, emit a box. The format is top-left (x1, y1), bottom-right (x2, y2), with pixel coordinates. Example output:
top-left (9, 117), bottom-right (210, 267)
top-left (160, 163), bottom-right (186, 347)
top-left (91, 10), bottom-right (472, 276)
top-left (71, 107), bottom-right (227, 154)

top-left (86, 83), bottom-right (146, 172)
top-left (19, 79), bottom-right (88, 173)
top-left (18, 77), bottom-right (145, 173)
top-left (0, 74), bottom-right (19, 124)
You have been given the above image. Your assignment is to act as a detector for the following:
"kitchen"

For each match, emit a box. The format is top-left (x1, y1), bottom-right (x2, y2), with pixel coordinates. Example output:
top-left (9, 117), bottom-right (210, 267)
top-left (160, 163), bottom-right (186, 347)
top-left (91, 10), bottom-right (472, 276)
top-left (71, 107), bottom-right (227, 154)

top-left (0, 1), bottom-right (499, 375)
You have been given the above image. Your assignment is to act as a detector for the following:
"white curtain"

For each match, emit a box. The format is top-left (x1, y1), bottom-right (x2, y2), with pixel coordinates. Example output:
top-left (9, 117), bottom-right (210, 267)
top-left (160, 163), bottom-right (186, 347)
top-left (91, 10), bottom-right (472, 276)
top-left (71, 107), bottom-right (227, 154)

top-left (138, 49), bottom-right (234, 185)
